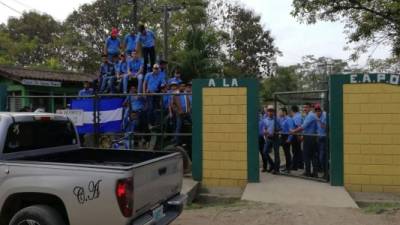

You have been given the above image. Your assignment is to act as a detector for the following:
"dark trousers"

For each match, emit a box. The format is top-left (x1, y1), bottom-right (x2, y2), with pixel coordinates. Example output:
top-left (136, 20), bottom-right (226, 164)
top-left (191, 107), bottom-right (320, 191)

top-left (147, 96), bottom-right (161, 126)
top-left (303, 136), bottom-right (318, 175)
top-left (259, 136), bottom-right (267, 170)
top-left (281, 135), bottom-right (292, 170)
top-left (264, 137), bottom-right (280, 172)
top-left (142, 46), bottom-right (156, 74)
top-left (291, 137), bottom-right (303, 169)
top-left (318, 136), bottom-right (327, 172)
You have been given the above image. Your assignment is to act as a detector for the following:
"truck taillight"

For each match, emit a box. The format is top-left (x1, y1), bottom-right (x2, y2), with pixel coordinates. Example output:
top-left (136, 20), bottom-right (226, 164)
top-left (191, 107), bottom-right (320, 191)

top-left (116, 178), bottom-right (134, 217)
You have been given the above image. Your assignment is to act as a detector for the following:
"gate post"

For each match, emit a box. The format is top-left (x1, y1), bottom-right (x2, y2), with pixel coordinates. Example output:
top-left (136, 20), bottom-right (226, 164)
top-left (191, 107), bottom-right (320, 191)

top-left (192, 79), bottom-right (259, 188)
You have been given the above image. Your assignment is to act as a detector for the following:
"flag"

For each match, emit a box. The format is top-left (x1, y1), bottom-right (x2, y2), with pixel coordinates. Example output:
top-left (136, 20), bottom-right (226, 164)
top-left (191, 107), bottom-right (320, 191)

top-left (71, 98), bottom-right (124, 134)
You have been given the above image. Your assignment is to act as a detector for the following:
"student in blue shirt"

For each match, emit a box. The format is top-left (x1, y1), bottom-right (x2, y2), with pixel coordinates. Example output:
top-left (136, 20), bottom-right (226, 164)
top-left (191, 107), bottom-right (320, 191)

top-left (117, 54), bottom-right (130, 93)
top-left (100, 55), bottom-right (118, 93)
top-left (125, 51), bottom-right (144, 93)
top-left (279, 108), bottom-right (295, 173)
top-left (123, 30), bottom-right (137, 56)
top-left (315, 104), bottom-right (327, 177)
top-left (259, 106), bottom-right (274, 172)
top-left (136, 24), bottom-right (156, 74)
top-left (104, 28), bottom-right (121, 61)
top-left (78, 81), bottom-right (94, 97)
top-left (291, 103), bottom-right (318, 177)
top-left (263, 105), bottom-right (281, 174)
top-left (168, 68), bottom-right (183, 85)
top-left (290, 105), bottom-right (304, 170)
top-left (122, 85), bottom-right (146, 149)
top-left (143, 64), bottom-right (165, 127)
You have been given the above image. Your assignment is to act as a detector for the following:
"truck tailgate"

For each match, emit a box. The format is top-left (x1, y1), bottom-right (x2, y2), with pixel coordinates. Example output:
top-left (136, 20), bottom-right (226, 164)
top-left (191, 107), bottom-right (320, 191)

top-left (132, 152), bottom-right (183, 218)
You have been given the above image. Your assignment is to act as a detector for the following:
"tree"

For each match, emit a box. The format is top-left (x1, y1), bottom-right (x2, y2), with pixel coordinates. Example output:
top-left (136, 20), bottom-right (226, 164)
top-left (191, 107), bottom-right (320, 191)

top-left (367, 57), bottom-right (400, 73)
top-left (291, 0), bottom-right (400, 58)
top-left (225, 6), bottom-right (279, 78)
top-left (261, 66), bottom-right (299, 102)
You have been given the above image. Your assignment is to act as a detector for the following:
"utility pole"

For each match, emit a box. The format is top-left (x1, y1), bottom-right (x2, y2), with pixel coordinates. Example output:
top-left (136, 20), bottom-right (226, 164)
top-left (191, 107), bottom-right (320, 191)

top-left (130, 0), bottom-right (138, 31)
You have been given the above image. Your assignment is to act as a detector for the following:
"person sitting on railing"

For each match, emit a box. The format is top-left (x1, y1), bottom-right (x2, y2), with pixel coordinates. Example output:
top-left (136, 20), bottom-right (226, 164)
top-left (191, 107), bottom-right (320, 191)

top-left (168, 68), bottom-right (183, 85)
top-left (117, 53), bottom-right (129, 93)
top-left (100, 54), bottom-right (118, 93)
top-left (127, 50), bottom-right (144, 93)
top-left (78, 81), bottom-right (94, 97)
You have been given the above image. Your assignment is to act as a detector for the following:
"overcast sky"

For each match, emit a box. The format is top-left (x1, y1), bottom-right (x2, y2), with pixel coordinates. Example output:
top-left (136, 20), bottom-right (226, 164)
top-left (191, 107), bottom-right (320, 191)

top-left (0, 0), bottom-right (392, 66)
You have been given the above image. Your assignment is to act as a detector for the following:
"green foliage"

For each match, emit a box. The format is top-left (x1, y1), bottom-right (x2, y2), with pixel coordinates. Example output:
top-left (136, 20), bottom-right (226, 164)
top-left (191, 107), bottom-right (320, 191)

top-left (291, 0), bottom-right (400, 58)
top-left (261, 66), bottom-right (299, 102)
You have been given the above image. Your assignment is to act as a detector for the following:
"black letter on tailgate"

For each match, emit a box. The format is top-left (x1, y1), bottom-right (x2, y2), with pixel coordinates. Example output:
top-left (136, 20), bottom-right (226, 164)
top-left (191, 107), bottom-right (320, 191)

top-left (73, 180), bottom-right (102, 204)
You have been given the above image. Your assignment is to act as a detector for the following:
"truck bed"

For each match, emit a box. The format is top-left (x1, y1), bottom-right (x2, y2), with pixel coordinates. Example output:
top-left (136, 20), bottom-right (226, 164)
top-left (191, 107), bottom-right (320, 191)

top-left (16, 148), bottom-right (175, 168)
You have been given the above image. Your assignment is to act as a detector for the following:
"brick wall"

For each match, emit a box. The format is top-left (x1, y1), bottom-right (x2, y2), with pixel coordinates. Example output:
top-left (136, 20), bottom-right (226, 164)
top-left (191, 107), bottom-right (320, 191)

top-left (343, 84), bottom-right (400, 193)
top-left (202, 87), bottom-right (248, 188)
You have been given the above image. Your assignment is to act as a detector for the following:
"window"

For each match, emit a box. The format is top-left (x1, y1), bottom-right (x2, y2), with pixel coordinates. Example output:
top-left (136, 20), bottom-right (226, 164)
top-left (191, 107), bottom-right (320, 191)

top-left (4, 121), bottom-right (77, 153)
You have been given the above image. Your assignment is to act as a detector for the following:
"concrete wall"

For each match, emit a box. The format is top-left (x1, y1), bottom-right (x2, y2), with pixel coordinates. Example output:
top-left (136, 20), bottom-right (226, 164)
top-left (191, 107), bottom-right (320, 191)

top-left (343, 84), bottom-right (400, 192)
top-left (202, 87), bottom-right (248, 188)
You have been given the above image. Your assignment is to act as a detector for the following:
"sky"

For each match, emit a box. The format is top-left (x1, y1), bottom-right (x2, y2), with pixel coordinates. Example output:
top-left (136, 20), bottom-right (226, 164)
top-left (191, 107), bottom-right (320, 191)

top-left (0, 0), bottom-right (392, 66)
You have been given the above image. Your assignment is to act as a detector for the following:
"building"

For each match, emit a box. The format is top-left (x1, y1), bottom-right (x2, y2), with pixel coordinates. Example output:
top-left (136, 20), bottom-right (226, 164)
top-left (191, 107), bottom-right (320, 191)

top-left (0, 66), bottom-right (97, 112)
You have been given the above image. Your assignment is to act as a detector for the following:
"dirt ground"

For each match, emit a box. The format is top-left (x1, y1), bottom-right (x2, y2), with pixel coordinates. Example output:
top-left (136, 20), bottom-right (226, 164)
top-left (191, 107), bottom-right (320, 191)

top-left (172, 200), bottom-right (400, 225)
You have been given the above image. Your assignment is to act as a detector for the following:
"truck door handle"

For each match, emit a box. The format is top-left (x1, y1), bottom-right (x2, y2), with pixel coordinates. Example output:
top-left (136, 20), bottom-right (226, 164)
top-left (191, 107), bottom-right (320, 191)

top-left (158, 167), bottom-right (167, 176)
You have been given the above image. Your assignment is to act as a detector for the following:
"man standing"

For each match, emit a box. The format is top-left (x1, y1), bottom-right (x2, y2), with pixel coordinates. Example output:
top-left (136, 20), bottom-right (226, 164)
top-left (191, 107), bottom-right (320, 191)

top-left (143, 64), bottom-right (165, 126)
top-left (263, 105), bottom-right (281, 174)
top-left (136, 24), bottom-right (156, 74)
top-left (291, 103), bottom-right (318, 177)
top-left (259, 106), bottom-right (273, 172)
top-left (279, 107), bottom-right (295, 173)
top-left (104, 28), bottom-right (121, 60)
top-left (290, 105), bottom-right (304, 170)
top-left (315, 104), bottom-right (327, 178)
top-left (127, 50), bottom-right (144, 93)
top-left (123, 30), bottom-right (137, 57)
top-left (78, 81), bottom-right (94, 96)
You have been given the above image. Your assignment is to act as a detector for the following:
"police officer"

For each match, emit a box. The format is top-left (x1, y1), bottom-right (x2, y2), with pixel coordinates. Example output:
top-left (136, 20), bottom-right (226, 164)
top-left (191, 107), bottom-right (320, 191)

top-left (291, 103), bottom-right (318, 177)
top-left (263, 105), bottom-right (280, 174)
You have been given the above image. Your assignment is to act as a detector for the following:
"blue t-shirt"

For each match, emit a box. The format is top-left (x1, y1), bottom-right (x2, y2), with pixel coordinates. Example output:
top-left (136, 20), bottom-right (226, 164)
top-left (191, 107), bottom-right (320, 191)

top-left (168, 77), bottom-right (183, 85)
top-left (302, 112), bottom-right (318, 134)
top-left (317, 112), bottom-right (327, 136)
top-left (144, 72), bottom-right (165, 93)
top-left (117, 60), bottom-right (129, 74)
top-left (262, 116), bottom-right (279, 137)
top-left (293, 112), bottom-right (303, 128)
top-left (100, 62), bottom-right (116, 77)
top-left (128, 58), bottom-right (143, 74)
top-left (124, 95), bottom-right (145, 111)
top-left (105, 36), bottom-right (121, 55)
top-left (78, 88), bottom-right (94, 96)
top-left (136, 30), bottom-right (155, 48)
top-left (124, 34), bottom-right (137, 53)
top-left (280, 116), bottom-right (295, 142)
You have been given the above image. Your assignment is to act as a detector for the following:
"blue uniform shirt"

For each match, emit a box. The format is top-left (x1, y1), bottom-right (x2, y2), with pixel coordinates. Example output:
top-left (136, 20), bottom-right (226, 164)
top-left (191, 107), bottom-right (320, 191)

top-left (124, 34), bottom-right (137, 53)
top-left (302, 112), bottom-right (318, 134)
top-left (118, 60), bottom-right (129, 74)
top-left (180, 95), bottom-right (189, 113)
top-left (317, 112), bottom-right (327, 136)
top-left (168, 77), bottom-right (183, 85)
top-left (100, 62), bottom-right (116, 77)
top-left (124, 95), bottom-right (145, 111)
top-left (144, 72), bottom-right (164, 93)
top-left (105, 36), bottom-right (121, 55)
top-left (78, 88), bottom-right (94, 96)
top-left (280, 116), bottom-right (295, 142)
top-left (262, 116), bottom-right (279, 137)
top-left (128, 58), bottom-right (143, 74)
top-left (136, 30), bottom-right (155, 48)
top-left (293, 112), bottom-right (303, 128)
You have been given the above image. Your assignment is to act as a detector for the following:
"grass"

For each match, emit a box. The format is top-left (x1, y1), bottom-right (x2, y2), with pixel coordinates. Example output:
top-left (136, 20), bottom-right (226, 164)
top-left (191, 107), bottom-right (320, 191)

top-left (359, 202), bottom-right (400, 214)
top-left (185, 197), bottom-right (256, 210)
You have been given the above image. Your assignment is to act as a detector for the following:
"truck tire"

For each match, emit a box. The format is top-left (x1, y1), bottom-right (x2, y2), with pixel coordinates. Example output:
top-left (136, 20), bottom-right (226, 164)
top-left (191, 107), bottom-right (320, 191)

top-left (164, 145), bottom-right (192, 174)
top-left (9, 205), bottom-right (65, 225)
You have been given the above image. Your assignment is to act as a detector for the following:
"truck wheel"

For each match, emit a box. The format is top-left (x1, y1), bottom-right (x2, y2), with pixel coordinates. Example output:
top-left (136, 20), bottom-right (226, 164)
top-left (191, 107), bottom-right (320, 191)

top-left (9, 205), bottom-right (65, 225)
top-left (164, 145), bottom-right (192, 174)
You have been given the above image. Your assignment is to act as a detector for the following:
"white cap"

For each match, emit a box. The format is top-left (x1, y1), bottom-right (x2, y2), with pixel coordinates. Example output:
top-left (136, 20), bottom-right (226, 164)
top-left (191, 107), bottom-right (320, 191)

top-left (267, 105), bottom-right (274, 111)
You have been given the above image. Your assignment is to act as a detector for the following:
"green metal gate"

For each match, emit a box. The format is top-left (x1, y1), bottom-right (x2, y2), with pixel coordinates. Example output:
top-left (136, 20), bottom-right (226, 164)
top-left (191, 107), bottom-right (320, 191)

top-left (0, 84), bottom-right (6, 111)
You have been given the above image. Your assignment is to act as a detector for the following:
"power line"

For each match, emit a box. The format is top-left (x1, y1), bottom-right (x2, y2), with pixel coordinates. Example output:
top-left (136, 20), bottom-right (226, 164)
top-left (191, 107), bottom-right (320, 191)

top-left (11, 0), bottom-right (35, 11)
top-left (0, 0), bottom-right (22, 15)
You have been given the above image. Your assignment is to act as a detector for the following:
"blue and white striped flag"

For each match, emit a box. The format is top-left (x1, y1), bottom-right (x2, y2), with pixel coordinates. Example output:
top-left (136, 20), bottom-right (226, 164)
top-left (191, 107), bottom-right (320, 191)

top-left (71, 98), bottom-right (124, 134)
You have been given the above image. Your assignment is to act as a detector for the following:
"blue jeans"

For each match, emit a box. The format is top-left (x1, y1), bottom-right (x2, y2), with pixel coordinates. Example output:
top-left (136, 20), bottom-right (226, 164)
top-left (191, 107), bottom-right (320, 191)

top-left (100, 76), bottom-right (116, 93)
top-left (122, 74), bottom-right (131, 94)
top-left (303, 136), bottom-right (318, 175)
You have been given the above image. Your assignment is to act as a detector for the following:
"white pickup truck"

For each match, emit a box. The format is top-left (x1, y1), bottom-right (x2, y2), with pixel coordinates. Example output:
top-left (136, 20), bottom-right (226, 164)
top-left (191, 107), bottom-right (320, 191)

top-left (0, 112), bottom-right (185, 225)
